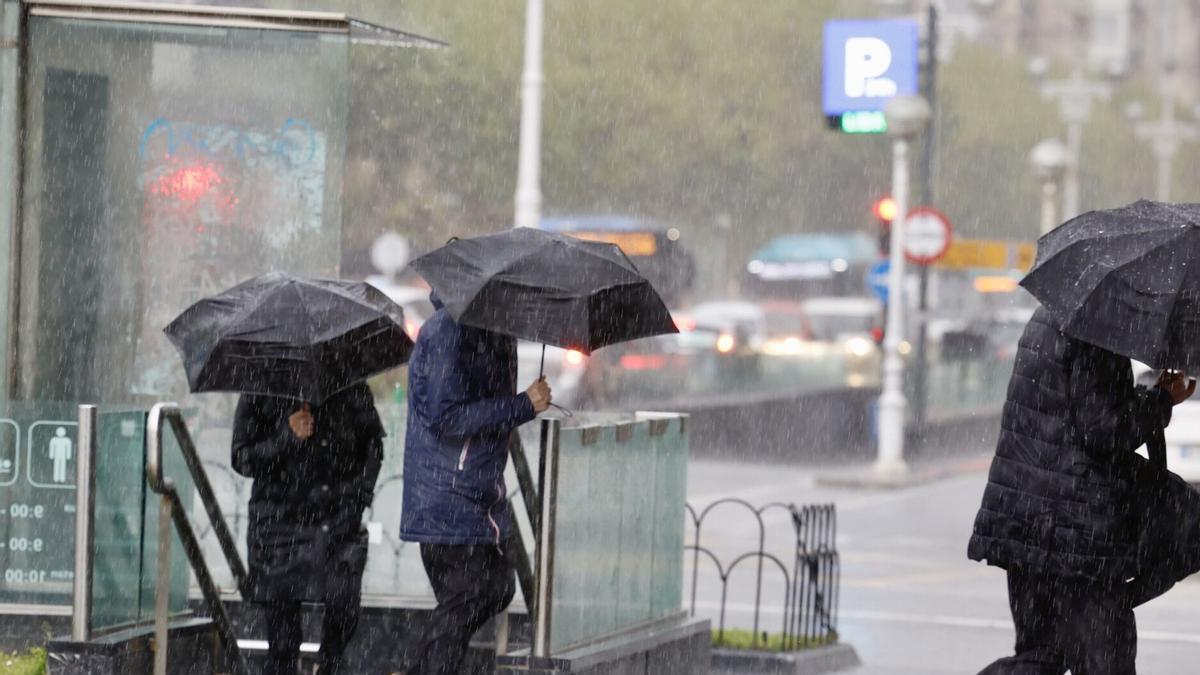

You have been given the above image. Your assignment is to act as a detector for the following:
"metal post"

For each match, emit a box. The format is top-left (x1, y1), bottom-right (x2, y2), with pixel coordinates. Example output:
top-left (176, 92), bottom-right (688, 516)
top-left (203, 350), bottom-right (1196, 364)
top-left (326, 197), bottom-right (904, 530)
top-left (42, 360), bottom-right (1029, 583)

top-left (494, 610), bottom-right (510, 656)
top-left (1062, 117), bottom-right (1083, 220)
top-left (0, 0), bottom-right (21, 397)
top-left (153, 493), bottom-right (172, 675)
top-left (532, 418), bottom-right (561, 657)
top-left (877, 137), bottom-right (910, 475)
top-left (1035, 8), bottom-right (1111, 222)
top-left (1039, 179), bottom-right (1060, 234)
top-left (912, 3), bottom-right (937, 440)
top-left (513, 0), bottom-right (544, 229)
top-left (1134, 0), bottom-right (1194, 202)
top-left (71, 404), bottom-right (97, 642)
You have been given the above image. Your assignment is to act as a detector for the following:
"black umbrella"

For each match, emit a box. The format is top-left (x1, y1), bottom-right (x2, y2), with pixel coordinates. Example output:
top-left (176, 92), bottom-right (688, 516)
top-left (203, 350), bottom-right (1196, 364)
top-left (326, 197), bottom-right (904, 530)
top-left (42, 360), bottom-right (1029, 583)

top-left (1021, 199), bottom-right (1200, 369)
top-left (164, 272), bottom-right (414, 405)
top-left (408, 228), bottom-right (678, 360)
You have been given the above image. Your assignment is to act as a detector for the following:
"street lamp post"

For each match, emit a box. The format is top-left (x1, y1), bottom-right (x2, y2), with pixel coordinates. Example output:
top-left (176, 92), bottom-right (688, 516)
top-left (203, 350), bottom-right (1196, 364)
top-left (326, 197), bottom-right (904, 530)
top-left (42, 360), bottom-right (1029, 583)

top-left (1134, 90), bottom-right (1195, 202)
top-left (1132, 0), bottom-right (1194, 202)
top-left (876, 95), bottom-right (931, 477)
top-left (1030, 138), bottom-right (1068, 234)
top-left (514, 0), bottom-right (544, 229)
top-left (1035, 66), bottom-right (1111, 221)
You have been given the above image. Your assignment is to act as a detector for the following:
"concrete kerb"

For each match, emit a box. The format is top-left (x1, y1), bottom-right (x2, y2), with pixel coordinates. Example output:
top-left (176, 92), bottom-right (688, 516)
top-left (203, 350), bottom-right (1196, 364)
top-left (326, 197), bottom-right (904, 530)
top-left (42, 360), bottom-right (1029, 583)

top-left (711, 643), bottom-right (862, 675)
top-left (815, 453), bottom-right (992, 490)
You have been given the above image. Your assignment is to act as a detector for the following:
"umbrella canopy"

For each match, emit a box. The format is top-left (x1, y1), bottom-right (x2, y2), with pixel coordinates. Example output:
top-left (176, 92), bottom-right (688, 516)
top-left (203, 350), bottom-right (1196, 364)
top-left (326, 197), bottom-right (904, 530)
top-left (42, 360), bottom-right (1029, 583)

top-left (164, 272), bottom-right (414, 405)
top-left (1021, 199), bottom-right (1200, 369)
top-left (409, 228), bottom-right (678, 354)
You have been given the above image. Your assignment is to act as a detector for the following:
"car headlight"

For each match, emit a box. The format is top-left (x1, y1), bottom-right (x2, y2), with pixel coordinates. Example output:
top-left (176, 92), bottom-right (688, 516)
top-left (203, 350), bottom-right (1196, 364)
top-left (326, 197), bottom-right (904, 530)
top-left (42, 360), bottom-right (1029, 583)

top-left (845, 337), bottom-right (874, 358)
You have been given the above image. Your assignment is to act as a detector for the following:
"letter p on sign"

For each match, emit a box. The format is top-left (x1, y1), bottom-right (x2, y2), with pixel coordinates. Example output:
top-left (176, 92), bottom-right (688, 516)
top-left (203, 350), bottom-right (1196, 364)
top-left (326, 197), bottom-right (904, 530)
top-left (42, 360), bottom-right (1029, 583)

top-left (845, 37), bottom-right (896, 98)
top-left (823, 20), bottom-right (918, 117)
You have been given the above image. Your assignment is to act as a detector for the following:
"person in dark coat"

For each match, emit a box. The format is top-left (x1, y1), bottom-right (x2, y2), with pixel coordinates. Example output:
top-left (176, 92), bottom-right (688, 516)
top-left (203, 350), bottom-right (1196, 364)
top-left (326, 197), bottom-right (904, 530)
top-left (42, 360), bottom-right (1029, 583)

top-left (969, 307), bottom-right (1195, 674)
top-left (232, 381), bottom-right (384, 675)
top-left (400, 293), bottom-right (551, 675)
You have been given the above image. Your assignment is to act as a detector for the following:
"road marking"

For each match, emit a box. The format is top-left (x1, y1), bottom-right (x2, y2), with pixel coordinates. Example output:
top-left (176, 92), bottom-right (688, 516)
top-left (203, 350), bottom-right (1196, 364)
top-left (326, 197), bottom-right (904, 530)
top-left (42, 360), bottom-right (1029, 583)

top-left (694, 603), bottom-right (1200, 645)
top-left (844, 566), bottom-right (995, 588)
top-left (841, 609), bottom-right (1011, 630)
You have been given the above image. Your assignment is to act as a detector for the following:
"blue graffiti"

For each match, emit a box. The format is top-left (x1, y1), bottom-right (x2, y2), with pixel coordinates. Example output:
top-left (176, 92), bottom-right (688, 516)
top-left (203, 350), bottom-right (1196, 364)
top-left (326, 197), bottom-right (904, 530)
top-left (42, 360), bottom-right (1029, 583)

top-left (138, 117), bottom-right (318, 167)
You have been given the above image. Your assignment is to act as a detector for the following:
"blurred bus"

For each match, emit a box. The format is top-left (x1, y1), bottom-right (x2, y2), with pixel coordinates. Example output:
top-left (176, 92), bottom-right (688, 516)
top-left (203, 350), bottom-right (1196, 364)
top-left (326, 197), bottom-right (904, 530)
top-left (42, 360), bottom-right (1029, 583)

top-left (743, 232), bottom-right (878, 299)
top-left (539, 216), bottom-right (695, 307)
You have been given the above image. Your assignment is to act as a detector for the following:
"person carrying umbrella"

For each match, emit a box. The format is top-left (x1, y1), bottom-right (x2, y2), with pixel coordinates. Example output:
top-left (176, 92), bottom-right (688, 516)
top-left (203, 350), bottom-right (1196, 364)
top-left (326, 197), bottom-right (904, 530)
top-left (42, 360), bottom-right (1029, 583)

top-left (233, 385), bottom-right (384, 675)
top-left (164, 272), bottom-right (413, 675)
top-left (969, 201), bottom-right (1200, 674)
top-left (400, 229), bottom-right (677, 674)
top-left (399, 292), bottom-right (551, 674)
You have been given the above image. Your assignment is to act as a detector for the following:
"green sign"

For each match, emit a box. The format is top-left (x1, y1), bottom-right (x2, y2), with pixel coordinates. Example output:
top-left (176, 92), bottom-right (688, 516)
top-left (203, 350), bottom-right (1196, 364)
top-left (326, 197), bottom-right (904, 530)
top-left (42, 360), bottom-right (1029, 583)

top-left (0, 402), bottom-right (82, 606)
top-left (840, 110), bottom-right (888, 134)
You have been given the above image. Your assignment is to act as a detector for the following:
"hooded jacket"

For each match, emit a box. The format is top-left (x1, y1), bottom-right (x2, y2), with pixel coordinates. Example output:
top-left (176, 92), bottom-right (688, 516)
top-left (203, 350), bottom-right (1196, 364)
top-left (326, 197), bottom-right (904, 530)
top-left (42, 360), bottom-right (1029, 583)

top-left (400, 295), bottom-right (536, 545)
top-left (968, 308), bottom-right (1173, 581)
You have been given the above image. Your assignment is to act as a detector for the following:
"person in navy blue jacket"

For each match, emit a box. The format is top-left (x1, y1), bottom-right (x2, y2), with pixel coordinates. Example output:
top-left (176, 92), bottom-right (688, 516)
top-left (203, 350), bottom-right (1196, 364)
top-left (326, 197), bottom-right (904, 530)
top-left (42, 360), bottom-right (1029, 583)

top-left (400, 293), bottom-right (551, 674)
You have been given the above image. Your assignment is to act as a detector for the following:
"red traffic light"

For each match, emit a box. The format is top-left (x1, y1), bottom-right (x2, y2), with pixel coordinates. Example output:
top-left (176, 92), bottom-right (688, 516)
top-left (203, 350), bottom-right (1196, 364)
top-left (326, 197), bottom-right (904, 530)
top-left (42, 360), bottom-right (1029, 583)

top-left (873, 197), bottom-right (898, 223)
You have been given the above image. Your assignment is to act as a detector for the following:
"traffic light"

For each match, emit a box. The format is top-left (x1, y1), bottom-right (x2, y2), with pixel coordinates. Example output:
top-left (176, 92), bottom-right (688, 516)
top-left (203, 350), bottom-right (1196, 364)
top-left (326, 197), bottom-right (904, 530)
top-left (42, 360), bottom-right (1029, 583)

top-left (873, 196), bottom-right (898, 223)
top-left (873, 197), bottom-right (897, 253)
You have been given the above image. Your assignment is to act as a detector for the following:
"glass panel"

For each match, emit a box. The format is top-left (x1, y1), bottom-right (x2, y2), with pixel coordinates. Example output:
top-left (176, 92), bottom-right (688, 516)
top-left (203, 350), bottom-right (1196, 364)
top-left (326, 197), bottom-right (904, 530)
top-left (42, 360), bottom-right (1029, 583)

top-left (91, 409), bottom-right (148, 630)
top-left (547, 414), bottom-right (689, 652)
top-left (90, 407), bottom-right (193, 634)
top-left (18, 17), bottom-right (348, 407)
top-left (548, 425), bottom-right (592, 648)
top-left (614, 422), bottom-right (655, 631)
top-left (923, 351), bottom-right (1014, 423)
top-left (0, 401), bottom-right (190, 633)
top-left (649, 417), bottom-right (688, 618)
top-left (156, 418), bottom-right (196, 617)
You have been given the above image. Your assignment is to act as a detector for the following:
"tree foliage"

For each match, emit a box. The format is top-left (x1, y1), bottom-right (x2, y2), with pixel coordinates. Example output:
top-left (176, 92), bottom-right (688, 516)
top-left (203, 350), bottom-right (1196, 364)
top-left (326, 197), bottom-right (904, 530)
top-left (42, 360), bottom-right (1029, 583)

top-left (298, 0), bottom-right (1196, 288)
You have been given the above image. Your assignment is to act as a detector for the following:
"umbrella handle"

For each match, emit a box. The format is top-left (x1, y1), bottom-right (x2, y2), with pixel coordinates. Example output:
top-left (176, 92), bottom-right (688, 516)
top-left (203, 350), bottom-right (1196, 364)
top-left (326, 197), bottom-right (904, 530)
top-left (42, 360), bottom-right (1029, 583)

top-left (539, 344), bottom-right (546, 379)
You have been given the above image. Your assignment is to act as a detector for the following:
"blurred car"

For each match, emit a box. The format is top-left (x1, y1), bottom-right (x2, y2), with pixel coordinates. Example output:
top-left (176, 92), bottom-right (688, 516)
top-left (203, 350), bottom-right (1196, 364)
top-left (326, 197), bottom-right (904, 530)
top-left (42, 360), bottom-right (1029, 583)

top-left (690, 301), bottom-right (767, 354)
top-left (1134, 361), bottom-right (1200, 484)
top-left (796, 296), bottom-right (883, 389)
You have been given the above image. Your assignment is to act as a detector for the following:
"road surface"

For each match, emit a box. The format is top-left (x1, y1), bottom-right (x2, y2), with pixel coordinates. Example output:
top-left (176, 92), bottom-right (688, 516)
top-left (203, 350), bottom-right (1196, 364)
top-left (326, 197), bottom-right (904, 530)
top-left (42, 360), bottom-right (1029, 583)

top-left (686, 457), bottom-right (1200, 674)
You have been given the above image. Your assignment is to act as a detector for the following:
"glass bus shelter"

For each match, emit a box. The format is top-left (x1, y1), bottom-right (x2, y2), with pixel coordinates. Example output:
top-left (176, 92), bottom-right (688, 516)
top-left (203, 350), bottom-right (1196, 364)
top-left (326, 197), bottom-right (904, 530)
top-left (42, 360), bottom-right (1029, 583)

top-left (0, 0), bottom-right (440, 623)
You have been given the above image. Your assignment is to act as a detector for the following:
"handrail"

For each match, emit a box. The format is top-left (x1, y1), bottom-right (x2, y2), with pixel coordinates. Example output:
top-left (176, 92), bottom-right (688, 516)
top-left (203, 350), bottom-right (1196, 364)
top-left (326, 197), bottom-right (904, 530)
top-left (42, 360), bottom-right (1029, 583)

top-left (146, 402), bottom-right (249, 675)
top-left (147, 403), bottom-right (248, 589)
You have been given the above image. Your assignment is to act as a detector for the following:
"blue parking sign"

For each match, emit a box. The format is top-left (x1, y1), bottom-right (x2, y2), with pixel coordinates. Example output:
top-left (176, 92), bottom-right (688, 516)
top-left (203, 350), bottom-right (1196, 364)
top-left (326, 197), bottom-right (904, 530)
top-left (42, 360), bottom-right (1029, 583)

top-left (823, 19), bottom-right (920, 116)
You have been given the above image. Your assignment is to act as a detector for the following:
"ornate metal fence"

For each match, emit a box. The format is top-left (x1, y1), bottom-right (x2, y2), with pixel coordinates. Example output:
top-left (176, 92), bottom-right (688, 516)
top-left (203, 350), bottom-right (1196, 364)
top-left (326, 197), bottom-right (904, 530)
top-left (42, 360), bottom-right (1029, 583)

top-left (686, 499), bottom-right (839, 650)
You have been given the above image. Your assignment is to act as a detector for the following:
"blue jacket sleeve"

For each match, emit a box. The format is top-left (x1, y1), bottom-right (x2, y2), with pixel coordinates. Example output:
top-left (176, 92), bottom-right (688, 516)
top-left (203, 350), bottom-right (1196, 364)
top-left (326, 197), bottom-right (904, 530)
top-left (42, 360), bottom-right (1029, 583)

top-left (419, 326), bottom-right (537, 440)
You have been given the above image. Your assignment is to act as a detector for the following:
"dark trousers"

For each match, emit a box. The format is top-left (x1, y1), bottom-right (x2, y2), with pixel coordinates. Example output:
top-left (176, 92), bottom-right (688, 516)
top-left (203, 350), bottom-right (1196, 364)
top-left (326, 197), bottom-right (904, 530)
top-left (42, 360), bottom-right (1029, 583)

top-left (409, 542), bottom-right (516, 675)
top-left (979, 570), bottom-right (1136, 675)
top-left (263, 592), bottom-right (362, 675)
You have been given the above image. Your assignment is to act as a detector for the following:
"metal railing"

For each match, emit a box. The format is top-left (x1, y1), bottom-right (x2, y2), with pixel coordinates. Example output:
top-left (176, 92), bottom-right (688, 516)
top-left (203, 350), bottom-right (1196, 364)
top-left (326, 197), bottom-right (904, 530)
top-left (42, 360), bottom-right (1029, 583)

top-left (146, 402), bottom-right (249, 675)
top-left (71, 405), bottom-right (97, 641)
top-left (531, 418), bottom-right (561, 657)
top-left (687, 500), bottom-right (839, 651)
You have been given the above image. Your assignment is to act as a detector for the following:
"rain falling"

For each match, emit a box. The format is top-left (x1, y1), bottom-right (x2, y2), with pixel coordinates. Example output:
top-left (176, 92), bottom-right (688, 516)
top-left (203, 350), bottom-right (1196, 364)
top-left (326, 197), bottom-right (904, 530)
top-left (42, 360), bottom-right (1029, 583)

top-left (1, 1), bottom-right (1199, 674)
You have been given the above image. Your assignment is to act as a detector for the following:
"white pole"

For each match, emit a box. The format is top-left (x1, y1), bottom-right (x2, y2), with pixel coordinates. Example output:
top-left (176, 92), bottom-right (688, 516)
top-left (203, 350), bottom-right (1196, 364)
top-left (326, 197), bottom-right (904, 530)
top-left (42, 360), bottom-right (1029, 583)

top-left (514, 0), bottom-right (544, 229)
top-left (876, 136), bottom-right (910, 476)
top-left (1040, 179), bottom-right (1060, 235)
top-left (1062, 118), bottom-right (1082, 221)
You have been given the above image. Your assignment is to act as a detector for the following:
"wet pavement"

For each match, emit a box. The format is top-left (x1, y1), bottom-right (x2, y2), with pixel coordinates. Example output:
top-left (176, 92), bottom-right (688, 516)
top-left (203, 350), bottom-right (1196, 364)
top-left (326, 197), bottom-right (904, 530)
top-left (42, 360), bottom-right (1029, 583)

top-left (687, 454), bottom-right (1200, 674)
